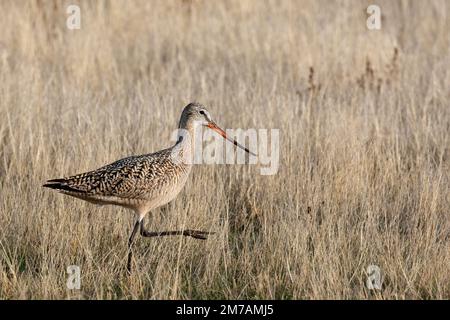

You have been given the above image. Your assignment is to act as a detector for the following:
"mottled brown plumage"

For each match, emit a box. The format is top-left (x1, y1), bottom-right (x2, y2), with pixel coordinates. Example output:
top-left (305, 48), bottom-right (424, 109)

top-left (44, 148), bottom-right (190, 213)
top-left (43, 102), bottom-right (254, 272)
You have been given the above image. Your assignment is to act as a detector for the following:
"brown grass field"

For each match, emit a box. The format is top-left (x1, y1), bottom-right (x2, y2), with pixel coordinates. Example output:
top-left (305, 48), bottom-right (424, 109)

top-left (0, 0), bottom-right (449, 299)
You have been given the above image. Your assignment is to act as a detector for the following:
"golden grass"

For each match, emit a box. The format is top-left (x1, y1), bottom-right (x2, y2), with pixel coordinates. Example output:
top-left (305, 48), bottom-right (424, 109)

top-left (0, 0), bottom-right (449, 299)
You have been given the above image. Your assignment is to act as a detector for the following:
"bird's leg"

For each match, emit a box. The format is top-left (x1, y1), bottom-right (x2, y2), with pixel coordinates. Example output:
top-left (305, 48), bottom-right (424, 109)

top-left (127, 219), bottom-right (141, 273)
top-left (139, 220), bottom-right (213, 240)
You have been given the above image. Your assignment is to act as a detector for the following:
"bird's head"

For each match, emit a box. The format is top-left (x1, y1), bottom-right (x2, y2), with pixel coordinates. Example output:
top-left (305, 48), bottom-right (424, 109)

top-left (178, 102), bottom-right (256, 156)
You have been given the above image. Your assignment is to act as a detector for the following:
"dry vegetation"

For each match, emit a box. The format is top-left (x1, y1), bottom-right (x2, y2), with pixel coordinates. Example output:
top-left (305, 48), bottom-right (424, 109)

top-left (0, 0), bottom-right (449, 299)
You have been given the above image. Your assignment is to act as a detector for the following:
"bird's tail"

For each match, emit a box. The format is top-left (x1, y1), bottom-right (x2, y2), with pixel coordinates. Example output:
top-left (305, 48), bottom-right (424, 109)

top-left (42, 179), bottom-right (80, 193)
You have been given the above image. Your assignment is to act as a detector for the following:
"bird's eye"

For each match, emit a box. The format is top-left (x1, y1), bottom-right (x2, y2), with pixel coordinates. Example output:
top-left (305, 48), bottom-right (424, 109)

top-left (199, 110), bottom-right (205, 116)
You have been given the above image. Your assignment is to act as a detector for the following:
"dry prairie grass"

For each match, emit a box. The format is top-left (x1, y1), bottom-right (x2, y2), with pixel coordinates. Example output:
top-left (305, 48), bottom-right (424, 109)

top-left (0, 0), bottom-right (449, 299)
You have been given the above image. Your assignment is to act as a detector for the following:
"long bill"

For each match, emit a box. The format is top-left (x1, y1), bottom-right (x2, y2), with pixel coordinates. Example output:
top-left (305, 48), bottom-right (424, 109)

top-left (205, 122), bottom-right (257, 156)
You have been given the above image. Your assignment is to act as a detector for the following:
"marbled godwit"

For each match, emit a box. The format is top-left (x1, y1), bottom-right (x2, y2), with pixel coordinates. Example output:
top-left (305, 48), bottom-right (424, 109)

top-left (43, 102), bottom-right (255, 272)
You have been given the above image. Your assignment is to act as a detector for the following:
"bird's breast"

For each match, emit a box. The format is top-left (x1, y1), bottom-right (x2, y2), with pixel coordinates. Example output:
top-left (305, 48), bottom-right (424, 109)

top-left (139, 163), bottom-right (192, 211)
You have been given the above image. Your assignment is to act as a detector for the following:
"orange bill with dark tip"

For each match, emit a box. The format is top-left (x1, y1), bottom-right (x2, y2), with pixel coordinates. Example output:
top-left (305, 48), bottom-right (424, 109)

top-left (206, 122), bottom-right (257, 156)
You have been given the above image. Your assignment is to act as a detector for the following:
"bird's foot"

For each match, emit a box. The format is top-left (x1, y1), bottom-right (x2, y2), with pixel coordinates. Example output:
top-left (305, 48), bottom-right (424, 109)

top-left (182, 230), bottom-right (214, 240)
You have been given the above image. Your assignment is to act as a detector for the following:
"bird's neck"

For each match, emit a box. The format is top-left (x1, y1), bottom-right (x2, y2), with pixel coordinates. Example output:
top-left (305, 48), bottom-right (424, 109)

top-left (172, 122), bottom-right (199, 165)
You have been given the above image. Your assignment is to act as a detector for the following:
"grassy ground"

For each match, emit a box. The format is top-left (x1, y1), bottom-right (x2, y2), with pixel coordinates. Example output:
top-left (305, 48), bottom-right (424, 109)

top-left (0, 0), bottom-right (449, 299)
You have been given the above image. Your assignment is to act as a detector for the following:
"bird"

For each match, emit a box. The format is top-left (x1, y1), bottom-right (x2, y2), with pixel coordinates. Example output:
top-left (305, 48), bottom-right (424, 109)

top-left (43, 102), bottom-right (256, 272)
